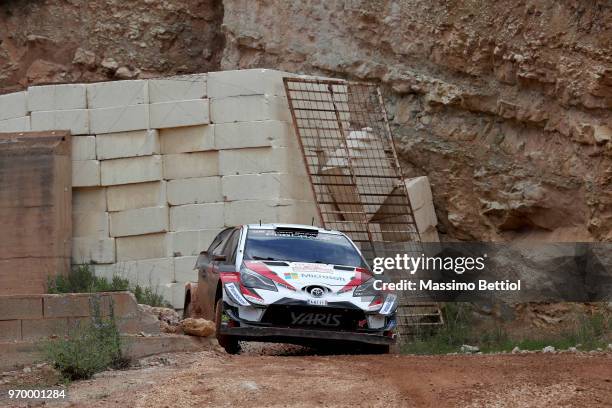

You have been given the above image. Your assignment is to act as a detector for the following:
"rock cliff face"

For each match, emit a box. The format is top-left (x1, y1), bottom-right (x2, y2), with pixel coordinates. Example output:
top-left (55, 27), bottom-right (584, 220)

top-left (1, 0), bottom-right (610, 242)
top-left (0, 0), bottom-right (223, 91)
top-left (221, 0), bottom-right (612, 242)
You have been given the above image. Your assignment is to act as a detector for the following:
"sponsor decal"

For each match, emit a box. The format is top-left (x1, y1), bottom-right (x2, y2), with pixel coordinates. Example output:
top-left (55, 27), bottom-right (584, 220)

top-left (292, 262), bottom-right (334, 273)
top-left (284, 272), bottom-right (299, 280)
top-left (290, 312), bottom-right (341, 327)
top-left (299, 273), bottom-right (345, 282)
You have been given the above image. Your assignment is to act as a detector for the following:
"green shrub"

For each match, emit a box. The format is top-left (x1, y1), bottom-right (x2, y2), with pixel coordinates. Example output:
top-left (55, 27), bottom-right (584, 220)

top-left (47, 265), bottom-right (130, 294)
top-left (42, 297), bottom-right (126, 381)
top-left (402, 304), bottom-right (611, 355)
top-left (48, 264), bottom-right (171, 308)
top-left (132, 284), bottom-right (168, 307)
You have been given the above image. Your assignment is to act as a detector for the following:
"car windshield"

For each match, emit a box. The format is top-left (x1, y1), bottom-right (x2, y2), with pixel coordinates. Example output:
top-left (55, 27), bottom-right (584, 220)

top-left (243, 229), bottom-right (366, 267)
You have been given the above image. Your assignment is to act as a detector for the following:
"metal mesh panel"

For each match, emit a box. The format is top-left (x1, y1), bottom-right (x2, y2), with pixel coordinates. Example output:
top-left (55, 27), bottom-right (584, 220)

top-left (284, 78), bottom-right (443, 337)
top-left (283, 78), bottom-right (421, 261)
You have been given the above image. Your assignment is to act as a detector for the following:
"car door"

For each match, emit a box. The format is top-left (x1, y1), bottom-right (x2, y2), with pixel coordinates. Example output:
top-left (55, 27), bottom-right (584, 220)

top-left (195, 228), bottom-right (232, 319)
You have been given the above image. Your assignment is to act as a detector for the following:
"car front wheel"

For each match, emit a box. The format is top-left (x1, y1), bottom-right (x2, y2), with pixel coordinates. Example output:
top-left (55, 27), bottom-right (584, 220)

top-left (215, 298), bottom-right (241, 354)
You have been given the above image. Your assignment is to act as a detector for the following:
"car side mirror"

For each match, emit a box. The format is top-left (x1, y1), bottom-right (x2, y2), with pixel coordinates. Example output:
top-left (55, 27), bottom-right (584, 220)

top-left (212, 254), bottom-right (226, 262)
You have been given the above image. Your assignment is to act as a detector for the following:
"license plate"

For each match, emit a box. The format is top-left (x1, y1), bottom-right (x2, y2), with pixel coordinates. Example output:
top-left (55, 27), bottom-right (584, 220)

top-left (307, 298), bottom-right (327, 306)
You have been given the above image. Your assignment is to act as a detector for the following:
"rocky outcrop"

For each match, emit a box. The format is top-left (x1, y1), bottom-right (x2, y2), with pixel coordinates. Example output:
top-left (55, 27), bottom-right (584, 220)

top-left (1, 0), bottom-right (610, 242)
top-left (220, 0), bottom-right (612, 241)
top-left (0, 0), bottom-right (224, 92)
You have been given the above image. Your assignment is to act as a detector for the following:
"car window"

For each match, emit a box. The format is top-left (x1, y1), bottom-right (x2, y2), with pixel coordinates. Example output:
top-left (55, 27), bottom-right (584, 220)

top-left (243, 229), bottom-right (366, 267)
top-left (221, 229), bottom-right (240, 263)
top-left (208, 228), bottom-right (233, 255)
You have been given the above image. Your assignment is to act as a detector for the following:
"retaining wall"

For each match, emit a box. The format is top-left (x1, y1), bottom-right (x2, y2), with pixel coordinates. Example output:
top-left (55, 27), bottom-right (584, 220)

top-left (0, 69), bottom-right (320, 307)
top-left (0, 292), bottom-right (159, 342)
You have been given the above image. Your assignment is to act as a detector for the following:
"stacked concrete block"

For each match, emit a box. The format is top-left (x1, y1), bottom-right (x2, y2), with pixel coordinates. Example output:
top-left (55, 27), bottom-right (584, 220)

top-left (168, 229), bottom-right (221, 257)
top-left (170, 203), bottom-right (224, 231)
top-left (71, 136), bottom-right (96, 161)
top-left (149, 74), bottom-right (207, 103)
top-left (96, 129), bottom-right (160, 160)
top-left (210, 95), bottom-right (291, 123)
top-left (100, 155), bottom-right (163, 185)
top-left (72, 236), bottom-right (115, 264)
top-left (27, 84), bottom-right (87, 112)
top-left (71, 187), bottom-right (114, 265)
top-left (0, 91), bottom-right (29, 132)
top-left (219, 147), bottom-right (305, 176)
top-left (72, 159), bottom-right (100, 187)
top-left (109, 206), bottom-right (169, 237)
top-left (214, 120), bottom-right (295, 150)
top-left (0, 116), bottom-right (30, 132)
top-left (167, 177), bottom-right (222, 205)
top-left (161, 282), bottom-right (186, 309)
top-left (89, 104), bottom-right (149, 134)
top-left (174, 256), bottom-right (198, 282)
top-left (159, 125), bottom-right (214, 153)
top-left (31, 109), bottom-right (89, 135)
top-left (106, 181), bottom-right (167, 211)
top-left (116, 233), bottom-right (171, 261)
top-left (150, 99), bottom-right (209, 128)
top-left (162, 151), bottom-right (218, 180)
top-left (404, 176), bottom-right (440, 242)
top-left (208, 69), bottom-right (289, 98)
top-left (0, 91), bottom-right (27, 121)
top-left (113, 258), bottom-right (174, 288)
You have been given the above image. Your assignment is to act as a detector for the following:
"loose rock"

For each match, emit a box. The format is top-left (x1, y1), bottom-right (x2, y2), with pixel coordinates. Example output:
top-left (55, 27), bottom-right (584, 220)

top-left (181, 318), bottom-right (215, 337)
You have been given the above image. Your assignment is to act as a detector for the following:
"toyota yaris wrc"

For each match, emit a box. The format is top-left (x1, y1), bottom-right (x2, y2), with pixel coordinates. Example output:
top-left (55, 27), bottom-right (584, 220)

top-left (183, 224), bottom-right (398, 354)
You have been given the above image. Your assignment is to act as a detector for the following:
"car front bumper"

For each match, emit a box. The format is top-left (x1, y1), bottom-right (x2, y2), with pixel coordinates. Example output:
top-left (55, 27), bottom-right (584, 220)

top-left (219, 325), bottom-right (396, 346)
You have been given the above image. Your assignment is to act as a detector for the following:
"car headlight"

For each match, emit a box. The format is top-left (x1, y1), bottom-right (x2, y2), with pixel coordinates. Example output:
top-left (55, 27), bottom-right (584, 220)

top-left (353, 278), bottom-right (378, 297)
top-left (240, 269), bottom-right (277, 292)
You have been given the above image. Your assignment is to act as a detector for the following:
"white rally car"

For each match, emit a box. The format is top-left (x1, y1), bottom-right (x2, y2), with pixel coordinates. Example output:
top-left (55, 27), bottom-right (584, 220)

top-left (183, 224), bottom-right (397, 353)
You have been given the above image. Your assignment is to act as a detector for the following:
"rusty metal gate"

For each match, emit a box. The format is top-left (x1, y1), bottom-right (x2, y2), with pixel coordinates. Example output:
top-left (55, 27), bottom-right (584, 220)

top-left (283, 77), bottom-right (443, 337)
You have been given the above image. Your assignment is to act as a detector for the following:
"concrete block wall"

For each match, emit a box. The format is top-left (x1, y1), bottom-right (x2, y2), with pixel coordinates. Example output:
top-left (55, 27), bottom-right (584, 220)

top-left (0, 292), bottom-right (159, 343)
top-left (0, 69), bottom-right (320, 309)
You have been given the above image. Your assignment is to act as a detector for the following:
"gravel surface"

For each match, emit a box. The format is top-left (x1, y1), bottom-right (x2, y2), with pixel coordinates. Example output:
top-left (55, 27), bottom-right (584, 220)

top-left (2, 345), bottom-right (611, 407)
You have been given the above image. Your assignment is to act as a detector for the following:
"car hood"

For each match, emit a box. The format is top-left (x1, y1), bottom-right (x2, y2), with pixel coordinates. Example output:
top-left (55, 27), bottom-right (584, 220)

top-left (247, 260), bottom-right (363, 290)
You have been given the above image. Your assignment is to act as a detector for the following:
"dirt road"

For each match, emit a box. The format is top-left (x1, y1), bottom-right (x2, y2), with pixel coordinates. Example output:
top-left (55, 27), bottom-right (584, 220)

top-left (5, 346), bottom-right (612, 407)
